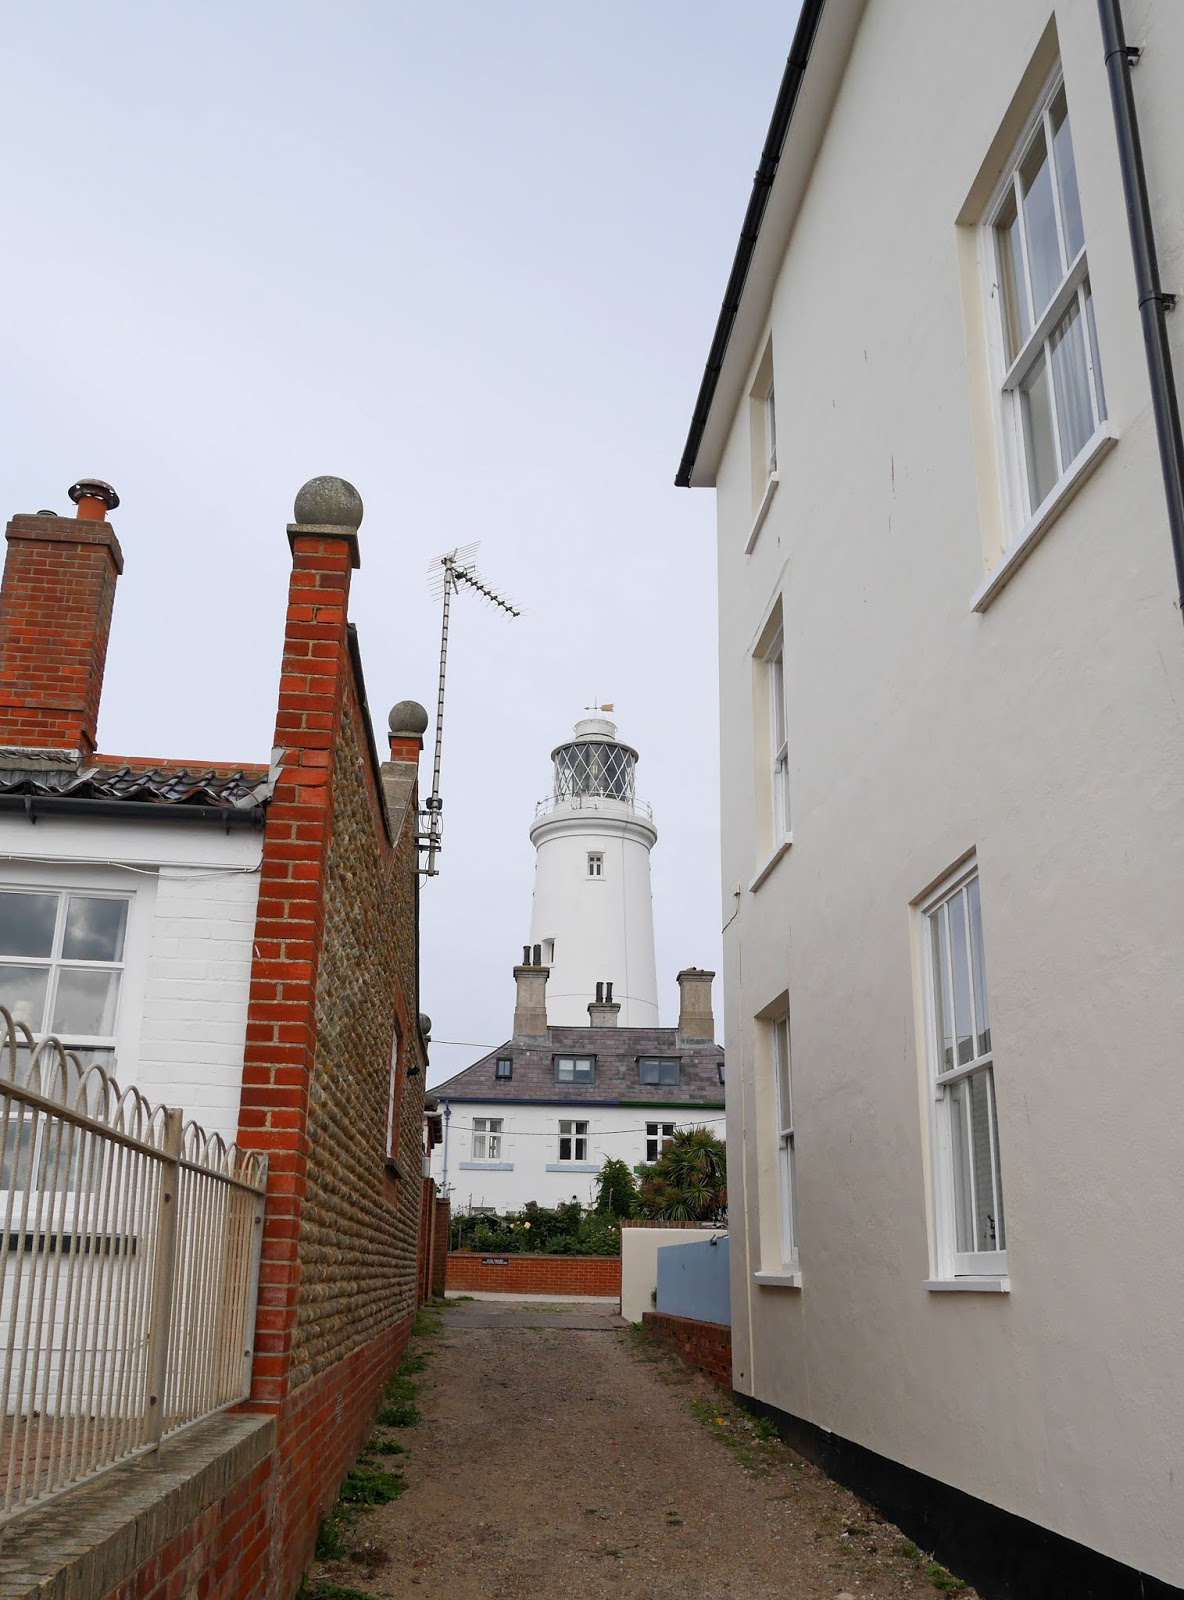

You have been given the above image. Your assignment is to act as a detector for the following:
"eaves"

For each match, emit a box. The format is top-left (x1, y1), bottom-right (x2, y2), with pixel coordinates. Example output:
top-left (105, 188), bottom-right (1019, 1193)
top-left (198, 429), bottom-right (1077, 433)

top-left (676, 0), bottom-right (868, 489)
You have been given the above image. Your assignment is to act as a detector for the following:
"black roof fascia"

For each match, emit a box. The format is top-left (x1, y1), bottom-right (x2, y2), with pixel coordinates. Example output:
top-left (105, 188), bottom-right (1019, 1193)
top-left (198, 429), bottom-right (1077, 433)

top-left (0, 794), bottom-right (264, 829)
top-left (674, 0), bottom-right (828, 488)
top-left (346, 623), bottom-right (392, 847)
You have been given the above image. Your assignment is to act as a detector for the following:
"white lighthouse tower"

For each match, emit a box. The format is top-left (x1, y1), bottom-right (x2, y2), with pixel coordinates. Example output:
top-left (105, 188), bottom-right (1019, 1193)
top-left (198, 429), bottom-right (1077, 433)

top-left (528, 716), bottom-right (659, 1026)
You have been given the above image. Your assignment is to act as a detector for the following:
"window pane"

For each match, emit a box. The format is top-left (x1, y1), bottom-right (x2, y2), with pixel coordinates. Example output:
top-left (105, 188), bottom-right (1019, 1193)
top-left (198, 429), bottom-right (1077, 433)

top-left (0, 892), bottom-right (57, 958)
top-left (1, 1111), bottom-right (36, 1188)
top-left (1020, 349), bottom-right (1059, 509)
top-left (773, 1019), bottom-right (792, 1130)
top-left (995, 188), bottom-right (1030, 360)
top-left (966, 877), bottom-right (991, 1057)
top-left (640, 1060), bottom-right (659, 1085)
top-left (51, 969), bottom-right (121, 1036)
top-left (0, 964), bottom-right (50, 1032)
top-left (1085, 279), bottom-right (1106, 421)
top-left (988, 1072), bottom-right (1006, 1249)
top-left (1020, 124), bottom-right (1062, 318)
top-left (968, 1070), bottom-right (1002, 1252)
top-left (931, 910), bottom-right (953, 1073)
top-left (947, 890), bottom-right (975, 1067)
top-left (769, 655), bottom-right (786, 748)
top-left (1050, 87), bottom-right (1084, 262)
top-left (1050, 299), bottom-right (1094, 466)
top-left (948, 1080), bottom-right (975, 1252)
top-left (62, 897), bottom-right (127, 962)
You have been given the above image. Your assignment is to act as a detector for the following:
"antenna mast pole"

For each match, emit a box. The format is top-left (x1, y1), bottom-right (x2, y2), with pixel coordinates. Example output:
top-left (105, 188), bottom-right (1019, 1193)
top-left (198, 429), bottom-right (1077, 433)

top-left (421, 543), bottom-right (521, 879)
top-left (423, 555), bottom-right (455, 877)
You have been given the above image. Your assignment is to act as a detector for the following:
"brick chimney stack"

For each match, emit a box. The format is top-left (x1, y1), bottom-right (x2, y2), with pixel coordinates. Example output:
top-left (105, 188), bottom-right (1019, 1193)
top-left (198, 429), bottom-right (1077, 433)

top-left (676, 967), bottom-right (716, 1043)
top-left (513, 949), bottom-right (550, 1037)
top-left (588, 980), bottom-right (620, 1028)
top-left (0, 480), bottom-right (123, 759)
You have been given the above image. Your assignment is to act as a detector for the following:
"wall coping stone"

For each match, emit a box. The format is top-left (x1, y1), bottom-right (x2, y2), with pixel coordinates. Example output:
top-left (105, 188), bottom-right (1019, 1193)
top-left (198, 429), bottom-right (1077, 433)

top-left (0, 1412), bottom-right (275, 1600)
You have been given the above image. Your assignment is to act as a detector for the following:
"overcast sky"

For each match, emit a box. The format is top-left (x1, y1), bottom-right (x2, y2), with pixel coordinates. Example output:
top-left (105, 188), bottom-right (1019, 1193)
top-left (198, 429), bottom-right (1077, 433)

top-left (3, 2), bottom-right (796, 1087)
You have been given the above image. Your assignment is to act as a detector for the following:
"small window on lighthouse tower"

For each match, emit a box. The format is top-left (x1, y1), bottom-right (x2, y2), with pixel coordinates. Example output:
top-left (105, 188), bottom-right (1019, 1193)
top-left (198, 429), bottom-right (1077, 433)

top-left (587, 852), bottom-right (604, 878)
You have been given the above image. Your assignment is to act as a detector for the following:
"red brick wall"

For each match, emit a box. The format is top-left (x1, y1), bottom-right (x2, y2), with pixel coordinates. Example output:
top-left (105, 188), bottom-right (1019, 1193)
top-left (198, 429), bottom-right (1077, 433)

top-left (431, 1199), bottom-right (450, 1297)
top-left (446, 1252), bottom-right (620, 1296)
top-left (106, 1313), bottom-right (415, 1600)
top-left (642, 1311), bottom-right (733, 1390)
top-left (0, 512), bottom-right (123, 755)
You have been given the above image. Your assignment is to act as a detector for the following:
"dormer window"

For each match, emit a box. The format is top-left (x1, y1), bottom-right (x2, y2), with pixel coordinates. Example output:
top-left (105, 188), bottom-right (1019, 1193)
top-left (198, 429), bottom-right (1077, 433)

top-left (495, 1056), bottom-right (513, 1081)
top-left (556, 1055), bottom-right (595, 1084)
top-left (639, 1057), bottom-right (680, 1087)
top-left (587, 852), bottom-right (603, 878)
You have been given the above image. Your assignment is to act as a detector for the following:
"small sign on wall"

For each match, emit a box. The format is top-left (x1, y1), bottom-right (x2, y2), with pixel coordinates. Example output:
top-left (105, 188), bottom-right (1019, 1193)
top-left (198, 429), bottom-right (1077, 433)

top-left (481, 1257), bottom-right (509, 1267)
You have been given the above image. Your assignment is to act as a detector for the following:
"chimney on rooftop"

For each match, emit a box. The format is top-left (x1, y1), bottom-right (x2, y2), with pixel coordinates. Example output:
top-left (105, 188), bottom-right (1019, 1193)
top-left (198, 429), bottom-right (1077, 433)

top-left (676, 968), bottom-right (716, 1044)
top-left (588, 978), bottom-right (620, 1028)
top-left (513, 948), bottom-right (549, 1036)
top-left (0, 480), bottom-right (123, 760)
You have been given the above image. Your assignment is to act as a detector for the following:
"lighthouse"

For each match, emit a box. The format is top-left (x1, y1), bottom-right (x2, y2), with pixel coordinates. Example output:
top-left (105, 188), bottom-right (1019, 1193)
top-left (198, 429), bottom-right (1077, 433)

top-left (528, 715), bottom-right (659, 1026)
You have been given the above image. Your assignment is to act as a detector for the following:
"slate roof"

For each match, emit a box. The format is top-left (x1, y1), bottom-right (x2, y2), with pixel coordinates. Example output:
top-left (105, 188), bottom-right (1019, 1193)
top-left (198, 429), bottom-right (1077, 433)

top-left (0, 753), bottom-right (270, 810)
top-left (433, 1025), bottom-right (725, 1107)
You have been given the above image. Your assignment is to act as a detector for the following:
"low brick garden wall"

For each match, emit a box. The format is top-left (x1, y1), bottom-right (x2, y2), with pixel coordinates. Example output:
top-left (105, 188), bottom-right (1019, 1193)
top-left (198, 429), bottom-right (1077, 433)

top-left (642, 1310), bottom-right (733, 1390)
top-left (446, 1252), bottom-right (620, 1297)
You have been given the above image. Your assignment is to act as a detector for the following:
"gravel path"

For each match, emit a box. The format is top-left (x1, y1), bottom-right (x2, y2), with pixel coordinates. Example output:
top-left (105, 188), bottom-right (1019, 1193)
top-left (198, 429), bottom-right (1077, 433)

top-left (309, 1300), bottom-right (975, 1600)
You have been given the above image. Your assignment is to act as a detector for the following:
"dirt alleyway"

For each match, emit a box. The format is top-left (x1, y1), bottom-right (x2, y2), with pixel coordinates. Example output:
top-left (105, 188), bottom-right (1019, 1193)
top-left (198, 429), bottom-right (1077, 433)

top-left (308, 1300), bottom-right (975, 1600)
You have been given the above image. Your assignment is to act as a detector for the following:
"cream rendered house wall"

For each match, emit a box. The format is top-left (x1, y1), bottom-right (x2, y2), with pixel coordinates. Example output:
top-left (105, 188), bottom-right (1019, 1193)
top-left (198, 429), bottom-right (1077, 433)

top-left (712, 1), bottom-right (1184, 1586)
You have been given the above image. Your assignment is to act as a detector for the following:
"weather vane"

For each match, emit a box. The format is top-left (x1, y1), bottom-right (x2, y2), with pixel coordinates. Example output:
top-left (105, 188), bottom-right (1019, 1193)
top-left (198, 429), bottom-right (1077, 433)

top-left (421, 543), bottom-right (522, 877)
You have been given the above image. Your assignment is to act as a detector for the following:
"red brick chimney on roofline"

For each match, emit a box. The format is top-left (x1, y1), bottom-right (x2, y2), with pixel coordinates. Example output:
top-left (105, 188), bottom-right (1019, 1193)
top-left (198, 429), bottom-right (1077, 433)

top-left (0, 480), bottom-right (123, 760)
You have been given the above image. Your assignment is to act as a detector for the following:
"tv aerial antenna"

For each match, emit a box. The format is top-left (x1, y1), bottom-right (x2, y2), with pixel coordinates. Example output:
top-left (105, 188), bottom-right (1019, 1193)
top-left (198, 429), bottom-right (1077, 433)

top-left (421, 542), bottom-right (521, 877)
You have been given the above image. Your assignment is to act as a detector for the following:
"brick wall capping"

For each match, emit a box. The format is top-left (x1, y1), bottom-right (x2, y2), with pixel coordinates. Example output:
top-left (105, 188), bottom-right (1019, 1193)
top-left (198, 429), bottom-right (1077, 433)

top-left (0, 1411), bottom-right (275, 1595)
top-left (286, 523), bottom-right (361, 568)
top-left (5, 513), bottom-right (124, 572)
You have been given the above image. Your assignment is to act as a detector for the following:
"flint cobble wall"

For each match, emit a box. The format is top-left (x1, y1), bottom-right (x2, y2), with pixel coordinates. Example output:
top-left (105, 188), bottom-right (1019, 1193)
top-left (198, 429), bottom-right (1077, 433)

top-left (292, 695), bottom-right (425, 1385)
top-left (446, 1251), bottom-right (621, 1296)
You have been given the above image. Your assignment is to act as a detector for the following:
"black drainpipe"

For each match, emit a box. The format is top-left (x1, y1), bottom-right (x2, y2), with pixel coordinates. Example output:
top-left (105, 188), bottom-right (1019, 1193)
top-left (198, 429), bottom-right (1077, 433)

top-left (1098, 0), bottom-right (1184, 627)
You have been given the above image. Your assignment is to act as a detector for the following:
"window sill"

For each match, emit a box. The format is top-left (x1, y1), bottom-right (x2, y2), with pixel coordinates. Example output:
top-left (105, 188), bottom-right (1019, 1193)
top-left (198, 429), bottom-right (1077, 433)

top-left (748, 837), bottom-right (792, 893)
top-left (459, 1161), bottom-right (514, 1171)
top-left (384, 1157), bottom-right (406, 1180)
top-left (754, 1268), bottom-right (801, 1289)
top-left (545, 1162), bottom-right (601, 1174)
top-left (924, 1277), bottom-right (1010, 1294)
top-left (744, 472), bottom-right (780, 555)
top-left (971, 424), bottom-right (1118, 613)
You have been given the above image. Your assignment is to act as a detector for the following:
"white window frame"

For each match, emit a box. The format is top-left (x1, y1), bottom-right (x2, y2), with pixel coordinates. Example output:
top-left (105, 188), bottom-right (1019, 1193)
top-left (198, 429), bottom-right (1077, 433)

top-left (764, 380), bottom-right (777, 479)
top-left (587, 852), bottom-right (603, 879)
top-left (645, 1121), bottom-right (675, 1163)
top-left (472, 1117), bottom-right (503, 1162)
top-left (766, 635), bottom-right (790, 843)
top-left (557, 1119), bottom-right (588, 1162)
top-left (385, 1027), bottom-right (402, 1161)
top-left (981, 63), bottom-right (1106, 540)
top-left (772, 1015), bottom-right (798, 1266)
top-left (0, 883), bottom-right (135, 1197)
top-left (920, 861), bottom-right (1007, 1279)
top-left (555, 1055), bottom-right (595, 1084)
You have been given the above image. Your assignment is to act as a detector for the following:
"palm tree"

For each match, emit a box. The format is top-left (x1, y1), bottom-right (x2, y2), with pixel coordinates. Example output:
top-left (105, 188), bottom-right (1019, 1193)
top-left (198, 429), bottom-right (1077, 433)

top-left (636, 1126), bottom-right (726, 1223)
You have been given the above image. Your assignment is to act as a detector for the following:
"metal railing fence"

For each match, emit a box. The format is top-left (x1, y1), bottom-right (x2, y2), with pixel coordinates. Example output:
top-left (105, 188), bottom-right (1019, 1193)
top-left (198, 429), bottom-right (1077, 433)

top-left (0, 1007), bottom-right (267, 1524)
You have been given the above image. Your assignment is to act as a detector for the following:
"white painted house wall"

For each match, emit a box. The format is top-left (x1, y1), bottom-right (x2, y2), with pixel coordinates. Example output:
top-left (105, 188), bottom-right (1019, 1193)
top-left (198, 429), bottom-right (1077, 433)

top-left (701, 1), bottom-right (1184, 1587)
top-left (0, 814), bottom-right (261, 1146)
top-left (434, 1100), bottom-right (721, 1213)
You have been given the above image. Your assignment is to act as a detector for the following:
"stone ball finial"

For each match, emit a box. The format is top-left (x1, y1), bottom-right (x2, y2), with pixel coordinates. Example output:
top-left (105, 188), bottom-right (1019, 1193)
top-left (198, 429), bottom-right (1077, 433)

top-left (388, 700), bottom-right (429, 737)
top-left (419, 1013), bottom-right (432, 1039)
top-left (293, 476), bottom-right (363, 529)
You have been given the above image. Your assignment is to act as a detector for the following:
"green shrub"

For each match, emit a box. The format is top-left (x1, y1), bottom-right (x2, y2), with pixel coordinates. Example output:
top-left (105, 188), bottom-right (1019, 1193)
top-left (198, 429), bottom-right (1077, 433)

top-left (635, 1127), bottom-right (727, 1223)
top-left (593, 1158), bottom-right (638, 1218)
